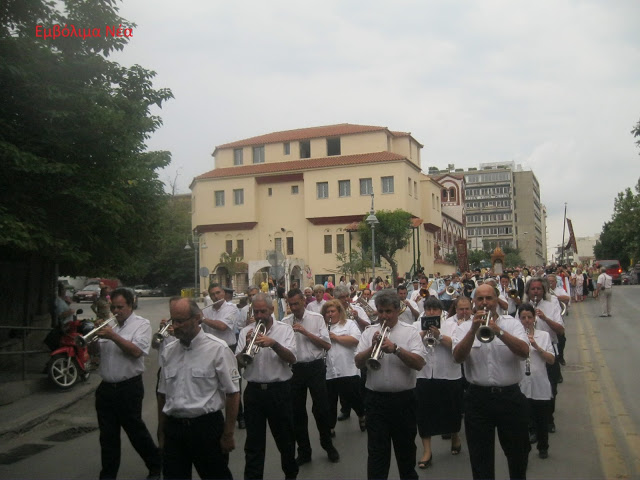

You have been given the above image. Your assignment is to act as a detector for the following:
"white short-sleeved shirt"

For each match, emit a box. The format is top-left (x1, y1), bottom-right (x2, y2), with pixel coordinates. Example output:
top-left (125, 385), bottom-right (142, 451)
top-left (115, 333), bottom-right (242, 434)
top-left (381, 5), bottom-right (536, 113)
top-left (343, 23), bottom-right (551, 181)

top-left (519, 330), bottom-right (554, 400)
top-left (306, 299), bottom-right (326, 314)
top-left (326, 320), bottom-right (361, 380)
top-left (356, 321), bottom-right (426, 392)
top-left (282, 310), bottom-right (329, 363)
top-left (348, 303), bottom-right (371, 327)
top-left (413, 317), bottom-right (462, 380)
top-left (159, 329), bottom-right (240, 417)
top-left (597, 273), bottom-right (613, 289)
top-left (522, 298), bottom-right (563, 344)
top-left (398, 299), bottom-right (419, 324)
top-left (98, 313), bottom-right (151, 383)
top-left (201, 302), bottom-right (237, 346)
top-left (451, 315), bottom-right (528, 387)
top-left (552, 285), bottom-right (569, 298)
top-left (236, 321), bottom-right (296, 383)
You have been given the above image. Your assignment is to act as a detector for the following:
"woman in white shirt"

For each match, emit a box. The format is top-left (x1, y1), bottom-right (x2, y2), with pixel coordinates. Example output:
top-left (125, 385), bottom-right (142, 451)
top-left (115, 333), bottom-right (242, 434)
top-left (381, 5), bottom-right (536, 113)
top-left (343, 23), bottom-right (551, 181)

top-left (321, 299), bottom-right (366, 435)
top-left (517, 303), bottom-right (556, 459)
top-left (413, 297), bottom-right (464, 468)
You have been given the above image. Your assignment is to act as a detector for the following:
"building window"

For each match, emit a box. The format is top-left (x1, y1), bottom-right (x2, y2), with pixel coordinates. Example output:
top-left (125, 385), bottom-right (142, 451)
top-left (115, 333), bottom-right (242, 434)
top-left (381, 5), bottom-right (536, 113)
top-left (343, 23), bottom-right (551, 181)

top-left (442, 189), bottom-right (448, 201)
top-left (233, 189), bottom-right (244, 205)
top-left (432, 193), bottom-right (436, 209)
top-left (414, 181), bottom-right (418, 198)
top-left (338, 180), bottom-right (351, 197)
top-left (286, 237), bottom-right (294, 255)
top-left (327, 137), bottom-right (341, 156)
top-left (233, 148), bottom-right (243, 166)
top-left (225, 240), bottom-right (233, 254)
top-left (336, 234), bottom-right (345, 253)
top-left (300, 140), bottom-right (311, 159)
top-left (236, 239), bottom-right (244, 257)
top-left (274, 237), bottom-right (282, 253)
top-left (324, 235), bottom-right (332, 254)
top-left (408, 178), bottom-right (412, 196)
top-left (381, 176), bottom-right (394, 194)
top-left (317, 182), bottom-right (329, 199)
top-left (283, 142), bottom-right (290, 155)
top-left (360, 178), bottom-right (373, 195)
top-left (268, 187), bottom-right (272, 196)
top-left (291, 185), bottom-right (299, 194)
top-left (449, 187), bottom-right (456, 201)
top-left (214, 190), bottom-right (225, 207)
top-left (252, 145), bottom-right (265, 164)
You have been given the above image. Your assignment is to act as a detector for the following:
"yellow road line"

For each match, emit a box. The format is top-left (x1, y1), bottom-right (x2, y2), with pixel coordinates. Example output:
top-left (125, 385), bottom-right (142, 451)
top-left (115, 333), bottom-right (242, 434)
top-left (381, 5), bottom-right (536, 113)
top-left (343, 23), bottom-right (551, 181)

top-left (581, 314), bottom-right (640, 475)
top-left (576, 313), bottom-right (628, 478)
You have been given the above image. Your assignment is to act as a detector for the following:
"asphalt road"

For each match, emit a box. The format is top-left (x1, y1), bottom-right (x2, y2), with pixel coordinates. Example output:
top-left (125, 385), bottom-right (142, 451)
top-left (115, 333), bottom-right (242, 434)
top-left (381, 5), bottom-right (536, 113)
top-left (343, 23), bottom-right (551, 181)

top-left (0, 290), bottom-right (638, 479)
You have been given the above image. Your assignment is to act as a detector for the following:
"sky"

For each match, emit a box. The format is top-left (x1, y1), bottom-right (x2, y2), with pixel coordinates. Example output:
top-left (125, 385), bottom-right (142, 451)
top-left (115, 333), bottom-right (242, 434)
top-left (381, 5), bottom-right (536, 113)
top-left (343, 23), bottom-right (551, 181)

top-left (111, 0), bottom-right (640, 262)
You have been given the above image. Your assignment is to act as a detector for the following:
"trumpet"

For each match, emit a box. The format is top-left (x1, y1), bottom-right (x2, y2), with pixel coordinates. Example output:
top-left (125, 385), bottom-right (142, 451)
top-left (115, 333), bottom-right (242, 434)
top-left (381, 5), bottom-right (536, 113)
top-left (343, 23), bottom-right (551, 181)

top-left (508, 289), bottom-right (519, 299)
top-left (475, 311), bottom-right (495, 343)
top-left (239, 321), bottom-right (266, 366)
top-left (75, 315), bottom-right (117, 348)
top-left (152, 320), bottom-right (172, 349)
top-left (366, 321), bottom-right (390, 370)
top-left (445, 285), bottom-right (457, 296)
top-left (424, 311), bottom-right (447, 348)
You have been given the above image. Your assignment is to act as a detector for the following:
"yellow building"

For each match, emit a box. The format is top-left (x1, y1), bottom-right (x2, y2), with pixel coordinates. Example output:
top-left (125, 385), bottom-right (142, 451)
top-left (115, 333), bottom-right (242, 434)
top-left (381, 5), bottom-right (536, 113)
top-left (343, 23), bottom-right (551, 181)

top-left (190, 123), bottom-right (448, 293)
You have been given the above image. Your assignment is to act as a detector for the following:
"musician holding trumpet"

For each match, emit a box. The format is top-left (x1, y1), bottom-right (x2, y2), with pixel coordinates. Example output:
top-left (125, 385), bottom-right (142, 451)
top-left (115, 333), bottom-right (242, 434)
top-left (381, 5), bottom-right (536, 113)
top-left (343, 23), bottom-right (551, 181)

top-left (451, 284), bottom-right (530, 480)
top-left (354, 290), bottom-right (426, 480)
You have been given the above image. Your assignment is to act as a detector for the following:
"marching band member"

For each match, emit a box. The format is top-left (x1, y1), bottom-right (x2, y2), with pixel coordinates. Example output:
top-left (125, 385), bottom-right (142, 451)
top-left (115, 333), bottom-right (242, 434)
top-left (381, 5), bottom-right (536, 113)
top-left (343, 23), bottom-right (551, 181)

top-left (201, 283), bottom-right (238, 351)
top-left (413, 297), bottom-right (464, 469)
top-left (157, 298), bottom-right (240, 479)
top-left (283, 289), bottom-right (339, 465)
top-left (355, 290), bottom-right (426, 480)
top-left (235, 293), bottom-right (298, 480)
top-left (306, 285), bottom-right (327, 314)
top-left (397, 284), bottom-right (420, 324)
top-left (452, 284), bottom-right (530, 480)
top-left (321, 300), bottom-right (366, 435)
top-left (546, 273), bottom-right (570, 367)
top-left (517, 303), bottom-right (555, 460)
top-left (500, 274), bottom-right (520, 316)
top-left (334, 285), bottom-right (370, 331)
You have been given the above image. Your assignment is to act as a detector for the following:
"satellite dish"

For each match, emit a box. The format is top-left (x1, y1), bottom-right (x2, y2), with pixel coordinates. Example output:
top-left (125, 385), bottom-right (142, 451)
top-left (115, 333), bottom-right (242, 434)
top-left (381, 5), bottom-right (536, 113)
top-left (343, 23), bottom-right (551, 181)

top-left (199, 267), bottom-right (210, 277)
top-left (266, 250), bottom-right (285, 267)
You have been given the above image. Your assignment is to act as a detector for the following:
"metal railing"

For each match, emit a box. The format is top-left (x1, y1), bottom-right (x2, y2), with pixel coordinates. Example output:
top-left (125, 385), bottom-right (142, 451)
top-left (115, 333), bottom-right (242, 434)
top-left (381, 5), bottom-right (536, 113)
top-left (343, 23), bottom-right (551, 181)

top-left (0, 325), bottom-right (52, 381)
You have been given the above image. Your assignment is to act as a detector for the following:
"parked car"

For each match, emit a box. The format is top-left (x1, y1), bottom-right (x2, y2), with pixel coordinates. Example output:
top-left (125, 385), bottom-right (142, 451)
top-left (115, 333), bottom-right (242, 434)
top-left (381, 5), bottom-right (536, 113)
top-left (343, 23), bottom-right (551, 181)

top-left (72, 284), bottom-right (101, 303)
top-left (594, 259), bottom-right (623, 285)
top-left (621, 270), bottom-right (638, 285)
top-left (134, 284), bottom-right (163, 297)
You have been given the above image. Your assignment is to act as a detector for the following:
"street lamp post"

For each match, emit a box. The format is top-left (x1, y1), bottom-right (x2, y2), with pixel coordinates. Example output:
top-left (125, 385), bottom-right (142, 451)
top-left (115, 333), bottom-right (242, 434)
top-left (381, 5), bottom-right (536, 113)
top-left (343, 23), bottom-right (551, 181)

top-left (365, 193), bottom-right (379, 280)
top-left (184, 232), bottom-right (207, 297)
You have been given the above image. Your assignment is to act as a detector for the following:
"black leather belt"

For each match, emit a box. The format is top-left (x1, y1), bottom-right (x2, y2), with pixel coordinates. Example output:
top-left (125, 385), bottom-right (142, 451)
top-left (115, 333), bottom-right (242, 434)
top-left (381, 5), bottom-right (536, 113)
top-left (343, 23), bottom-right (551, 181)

top-left (167, 411), bottom-right (221, 426)
top-left (469, 383), bottom-right (519, 394)
top-left (248, 380), bottom-right (290, 390)
top-left (101, 374), bottom-right (142, 388)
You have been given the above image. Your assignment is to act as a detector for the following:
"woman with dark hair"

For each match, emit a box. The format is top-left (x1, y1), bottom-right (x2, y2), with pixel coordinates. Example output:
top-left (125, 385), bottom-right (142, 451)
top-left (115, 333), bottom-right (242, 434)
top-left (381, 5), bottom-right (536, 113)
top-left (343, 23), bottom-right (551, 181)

top-left (413, 297), bottom-right (464, 468)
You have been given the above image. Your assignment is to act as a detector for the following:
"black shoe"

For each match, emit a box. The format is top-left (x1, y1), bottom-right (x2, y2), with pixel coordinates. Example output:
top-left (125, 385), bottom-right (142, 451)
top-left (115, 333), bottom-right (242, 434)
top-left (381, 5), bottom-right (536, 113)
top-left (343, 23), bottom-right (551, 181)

top-left (358, 416), bottom-right (366, 432)
top-left (237, 418), bottom-right (246, 429)
top-left (548, 423), bottom-right (556, 433)
top-left (559, 357), bottom-right (566, 366)
top-left (337, 412), bottom-right (350, 421)
top-left (558, 374), bottom-right (564, 384)
top-left (539, 449), bottom-right (549, 459)
top-left (529, 432), bottom-right (537, 444)
top-left (441, 433), bottom-right (452, 440)
top-left (295, 455), bottom-right (312, 466)
top-left (326, 446), bottom-right (340, 463)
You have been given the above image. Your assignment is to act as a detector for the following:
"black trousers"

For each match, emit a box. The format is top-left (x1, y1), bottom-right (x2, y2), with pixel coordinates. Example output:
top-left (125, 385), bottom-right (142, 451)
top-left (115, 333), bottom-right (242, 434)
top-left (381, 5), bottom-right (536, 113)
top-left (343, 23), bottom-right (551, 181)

top-left (528, 399), bottom-right (551, 452)
top-left (557, 333), bottom-right (566, 360)
top-left (163, 411), bottom-right (231, 480)
top-left (365, 389), bottom-right (418, 480)
top-left (244, 381), bottom-right (298, 480)
top-left (464, 384), bottom-right (530, 480)
top-left (291, 359), bottom-right (333, 456)
top-left (546, 354), bottom-right (561, 422)
top-left (327, 375), bottom-right (364, 429)
top-left (95, 375), bottom-right (161, 479)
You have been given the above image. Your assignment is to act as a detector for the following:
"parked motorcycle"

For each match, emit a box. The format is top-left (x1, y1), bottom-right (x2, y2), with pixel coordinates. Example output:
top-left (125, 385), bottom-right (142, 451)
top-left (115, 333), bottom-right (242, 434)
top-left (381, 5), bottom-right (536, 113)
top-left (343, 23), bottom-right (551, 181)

top-left (46, 310), bottom-right (95, 389)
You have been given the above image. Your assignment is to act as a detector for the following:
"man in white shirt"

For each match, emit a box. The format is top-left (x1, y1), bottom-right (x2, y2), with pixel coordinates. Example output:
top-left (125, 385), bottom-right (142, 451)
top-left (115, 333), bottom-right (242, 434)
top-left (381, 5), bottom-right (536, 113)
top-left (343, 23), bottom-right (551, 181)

top-left (201, 283), bottom-right (238, 350)
top-left (597, 267), bottom-right (614, 317)
top-left (236, 293), bottom-right (298, 480)
top-left (95, 288), bottom-right (161, 479)
top-left (306, 284), bottom-right (326, 314)
top-left (452, 284), bottom-right (530, 480)
top-left (335, 285), bottom-right (370, 331)
top-left (157, 298), bottom-right (239, 479)
top-left (283, 289), bottom-right (339, 465)
top-left (355, 290), bottom-right (426, 480)
top-left (397, 284), bottom-right (420, 324)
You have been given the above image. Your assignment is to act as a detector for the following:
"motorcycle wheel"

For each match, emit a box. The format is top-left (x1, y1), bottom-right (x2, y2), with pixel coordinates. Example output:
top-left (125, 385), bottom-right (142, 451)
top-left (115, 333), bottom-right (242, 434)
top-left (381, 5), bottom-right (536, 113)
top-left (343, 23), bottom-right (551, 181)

top-left (48, 354), bottom-right (80, 389)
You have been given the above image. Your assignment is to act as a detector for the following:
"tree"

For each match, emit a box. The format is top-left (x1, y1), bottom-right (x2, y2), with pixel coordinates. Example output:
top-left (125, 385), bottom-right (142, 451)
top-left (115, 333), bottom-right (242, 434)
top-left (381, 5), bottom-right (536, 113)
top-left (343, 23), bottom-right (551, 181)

top-left (357, 209), bottom-right (413, 285)
top-left (333, 250), bottom-right (371, 279)
top-left (0, 0), bottom-right (173, 278)
top-left (444, 251), bottom-right (458, 266)
top-left (219, 249), bottom-right (245, 288)
top-left (468, 249), bottom-right (489, 269)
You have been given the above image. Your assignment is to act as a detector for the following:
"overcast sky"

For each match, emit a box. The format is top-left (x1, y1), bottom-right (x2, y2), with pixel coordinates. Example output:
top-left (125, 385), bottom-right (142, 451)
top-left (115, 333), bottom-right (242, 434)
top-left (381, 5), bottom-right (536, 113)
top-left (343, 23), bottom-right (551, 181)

top-left (112, 0), bottom-right (640, 262)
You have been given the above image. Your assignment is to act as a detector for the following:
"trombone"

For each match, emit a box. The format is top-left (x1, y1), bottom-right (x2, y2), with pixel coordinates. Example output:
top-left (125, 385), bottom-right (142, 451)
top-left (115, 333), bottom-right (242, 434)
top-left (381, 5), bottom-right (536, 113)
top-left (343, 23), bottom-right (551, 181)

top-left (152, 320), bottom-right (172, 349)
top-left (75, 314), bottom-right (117, 348)
top-left (239, 321), bottom-right (266, 366)
top-left (366, 321), bottom-right (390, 370)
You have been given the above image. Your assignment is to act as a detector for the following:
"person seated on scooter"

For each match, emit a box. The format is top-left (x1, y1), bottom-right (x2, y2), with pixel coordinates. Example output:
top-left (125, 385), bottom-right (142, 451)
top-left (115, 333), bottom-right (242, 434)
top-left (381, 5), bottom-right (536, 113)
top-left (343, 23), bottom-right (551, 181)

top-left (55, 282), bottom-right (75, 330)
top-left (92, 287), bottom-right (112, 321)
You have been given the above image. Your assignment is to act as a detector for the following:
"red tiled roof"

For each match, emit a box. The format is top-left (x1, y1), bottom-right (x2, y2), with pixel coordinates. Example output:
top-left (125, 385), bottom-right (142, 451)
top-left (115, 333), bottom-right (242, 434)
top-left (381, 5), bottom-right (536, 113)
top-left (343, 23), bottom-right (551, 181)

top-left (194, 151), bottom-right (409, 181)
top-left (215, 124), bottom-right (388, 150)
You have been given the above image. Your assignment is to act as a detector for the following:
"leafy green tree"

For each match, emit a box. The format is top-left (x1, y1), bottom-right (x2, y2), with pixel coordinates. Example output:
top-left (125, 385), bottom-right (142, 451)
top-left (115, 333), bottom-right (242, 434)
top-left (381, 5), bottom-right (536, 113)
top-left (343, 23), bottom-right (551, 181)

top-left (333, 250), bottom-right (371, 279)
top-left (357, 209), bottom-right (413, 285)
top-left (0, 0), bottom-right (173, 278)
top-left (219, 249), bottom-right (245, 288)
top-left (444, 251), bottom-right (458, 266)
top-left (468, 249), bottom-right (489, 269)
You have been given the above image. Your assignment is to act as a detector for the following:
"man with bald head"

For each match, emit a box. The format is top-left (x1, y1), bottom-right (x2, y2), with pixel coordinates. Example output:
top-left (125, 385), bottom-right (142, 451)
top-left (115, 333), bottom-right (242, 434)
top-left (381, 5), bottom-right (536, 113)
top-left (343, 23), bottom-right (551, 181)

top-left (452, 284), bottom-right (530, 480)
top-left (157, 298), bottom-right (240, 479)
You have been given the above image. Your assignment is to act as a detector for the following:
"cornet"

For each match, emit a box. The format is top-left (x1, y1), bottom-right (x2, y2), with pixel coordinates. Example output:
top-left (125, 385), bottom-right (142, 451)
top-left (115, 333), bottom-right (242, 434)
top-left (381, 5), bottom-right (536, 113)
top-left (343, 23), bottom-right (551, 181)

top-left (475, 311), bottom-right (495, 343)
top-left (366, 321), bottom-right (390, 370)
top-left (75, 315), bottom-right (117, 348)
top-left (239, 321), bottom-right (267, 366)
top-left (152, 320), bottom-right (172, 349)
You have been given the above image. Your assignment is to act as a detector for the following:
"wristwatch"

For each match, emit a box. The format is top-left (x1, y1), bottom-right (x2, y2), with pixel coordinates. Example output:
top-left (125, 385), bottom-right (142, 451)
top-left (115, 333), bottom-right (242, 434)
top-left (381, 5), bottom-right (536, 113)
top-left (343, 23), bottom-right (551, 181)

top-left (393, 343), bottom-right (400, 354)
top-left (497, 329), bottom-right (505, 338)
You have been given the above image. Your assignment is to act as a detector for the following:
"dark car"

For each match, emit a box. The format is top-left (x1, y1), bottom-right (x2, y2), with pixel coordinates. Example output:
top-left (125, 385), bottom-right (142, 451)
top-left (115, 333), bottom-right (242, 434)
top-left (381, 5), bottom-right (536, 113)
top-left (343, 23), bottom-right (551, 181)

top-left (595, 260), bottom-right (623, 285)
top-left (73, 284), bottom-right (101, 303)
